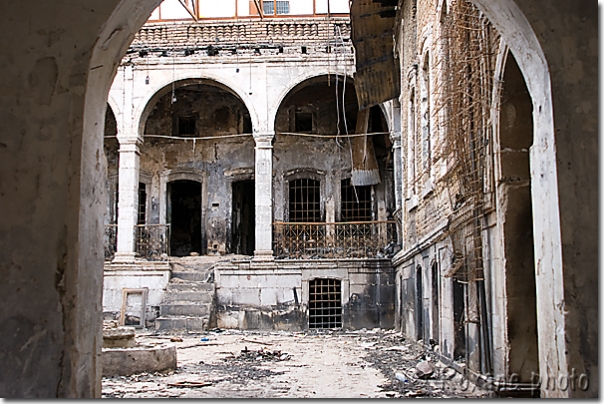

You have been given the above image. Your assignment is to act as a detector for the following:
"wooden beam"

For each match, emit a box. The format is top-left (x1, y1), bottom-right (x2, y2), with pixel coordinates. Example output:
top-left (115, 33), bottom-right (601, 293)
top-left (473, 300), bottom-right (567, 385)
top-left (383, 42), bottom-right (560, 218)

top-left (253, 0), bottom-right (264, 18)
top-left (178, 0), bottom-right (198, 21)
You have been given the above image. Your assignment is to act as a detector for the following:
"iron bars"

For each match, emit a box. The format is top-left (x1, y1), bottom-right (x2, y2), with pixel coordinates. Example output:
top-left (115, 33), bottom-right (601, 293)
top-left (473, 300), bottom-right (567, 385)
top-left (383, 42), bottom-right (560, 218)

top-left (273, 221), bottom-right (397, 259)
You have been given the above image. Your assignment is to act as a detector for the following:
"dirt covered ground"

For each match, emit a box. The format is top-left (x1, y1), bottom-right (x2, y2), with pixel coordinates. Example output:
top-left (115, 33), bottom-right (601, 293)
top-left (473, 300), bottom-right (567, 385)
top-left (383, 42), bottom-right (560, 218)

top-left (102, 328), bottom-right (494, 399)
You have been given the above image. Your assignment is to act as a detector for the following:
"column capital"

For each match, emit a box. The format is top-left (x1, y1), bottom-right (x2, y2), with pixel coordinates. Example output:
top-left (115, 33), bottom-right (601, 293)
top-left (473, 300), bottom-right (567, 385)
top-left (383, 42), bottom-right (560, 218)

top-left (117, 135), bottom-right (143, 147)
top-left (253, 132), bottom-right (275, 147)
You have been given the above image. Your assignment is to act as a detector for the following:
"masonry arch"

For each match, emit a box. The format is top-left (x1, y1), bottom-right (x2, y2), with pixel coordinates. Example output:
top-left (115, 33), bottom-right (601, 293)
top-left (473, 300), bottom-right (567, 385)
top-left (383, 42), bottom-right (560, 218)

top-left (135, 76), bottom-right (257, 138)
top-left (138, 78), bottom-right (254, 138)
top-left (269, 72), bottom-right (355, 133)
top-left (467, 0), bottom-right (567, 393)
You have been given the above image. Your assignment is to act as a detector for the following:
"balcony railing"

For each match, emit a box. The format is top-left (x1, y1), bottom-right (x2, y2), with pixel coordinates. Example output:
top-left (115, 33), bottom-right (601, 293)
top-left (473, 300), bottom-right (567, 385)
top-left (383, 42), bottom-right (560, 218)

top-left (135, 224), bottom-right (171, 261)
top-left (273, 221), bottom-right (398, 259)
top-left (104, 224), bottom-right (171, 261)
top-left (104, 224), bottom-right (118, 261)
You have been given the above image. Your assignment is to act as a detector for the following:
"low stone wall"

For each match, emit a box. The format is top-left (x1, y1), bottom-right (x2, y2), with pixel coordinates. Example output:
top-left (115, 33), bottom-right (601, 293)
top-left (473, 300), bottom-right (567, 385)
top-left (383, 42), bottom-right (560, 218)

top-left (102, 344), bottom-right (177, 377)
top-left (103, 262), bottom-right (171, 324)
top-left (214, 258), bottom-right (395, 330)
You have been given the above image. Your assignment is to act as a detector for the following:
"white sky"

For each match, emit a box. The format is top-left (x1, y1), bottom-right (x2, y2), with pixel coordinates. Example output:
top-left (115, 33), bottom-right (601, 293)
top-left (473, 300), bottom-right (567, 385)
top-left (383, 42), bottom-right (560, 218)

top-left (149, 0), bottom-right (350, 20)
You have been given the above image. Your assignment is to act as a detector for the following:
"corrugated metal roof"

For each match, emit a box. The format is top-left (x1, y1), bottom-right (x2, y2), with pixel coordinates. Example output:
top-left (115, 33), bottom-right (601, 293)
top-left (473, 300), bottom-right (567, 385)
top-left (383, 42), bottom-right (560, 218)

top-left (350, 0), bottom-right (400, 110)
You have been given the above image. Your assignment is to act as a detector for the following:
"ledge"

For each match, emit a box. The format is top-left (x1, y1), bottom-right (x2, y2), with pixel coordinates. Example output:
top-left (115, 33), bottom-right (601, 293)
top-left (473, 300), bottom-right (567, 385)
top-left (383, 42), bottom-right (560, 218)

top-left (391, 219), bottom-right (449, 267)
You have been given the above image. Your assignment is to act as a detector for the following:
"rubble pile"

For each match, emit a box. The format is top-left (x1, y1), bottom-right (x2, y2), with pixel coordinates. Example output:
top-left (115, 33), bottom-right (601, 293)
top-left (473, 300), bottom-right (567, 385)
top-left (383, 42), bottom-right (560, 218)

top-left (236, 347), bottom-right (291, 362)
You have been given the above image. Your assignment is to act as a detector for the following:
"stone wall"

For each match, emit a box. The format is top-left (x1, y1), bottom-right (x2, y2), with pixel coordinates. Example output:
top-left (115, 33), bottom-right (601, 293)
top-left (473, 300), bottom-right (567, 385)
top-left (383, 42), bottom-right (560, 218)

top-left (214, 259), bottom-right (395, 330)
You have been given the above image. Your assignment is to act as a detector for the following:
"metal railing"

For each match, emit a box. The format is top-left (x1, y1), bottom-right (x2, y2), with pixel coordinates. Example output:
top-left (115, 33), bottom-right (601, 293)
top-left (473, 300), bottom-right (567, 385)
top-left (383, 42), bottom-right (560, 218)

top-left (273, 221), bottom-right (398, 259)
top-left (104, 224), bottom-right (118, 261)
top-left (135, 224), bottom-right (171, 261)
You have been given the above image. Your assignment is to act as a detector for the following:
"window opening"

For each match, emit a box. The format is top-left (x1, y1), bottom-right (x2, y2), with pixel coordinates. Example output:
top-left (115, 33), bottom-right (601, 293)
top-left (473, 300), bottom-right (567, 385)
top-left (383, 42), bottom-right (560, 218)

top-left (263, 0), bottom-right (289, 15)
top-left (295, 110), bottom-right (313, 133)
top-left (309, 278), bottom-right (342, 329)
top-left (242, 113), bottom-right (253, 134)
top-left (289, 178), bottom-right (321, 222)
top-left (175, 115), bottom-right (196, 136)
top-left (341, 179), bottom-right (372, 221)
top-left (138, 183), bottom-right (147, 224)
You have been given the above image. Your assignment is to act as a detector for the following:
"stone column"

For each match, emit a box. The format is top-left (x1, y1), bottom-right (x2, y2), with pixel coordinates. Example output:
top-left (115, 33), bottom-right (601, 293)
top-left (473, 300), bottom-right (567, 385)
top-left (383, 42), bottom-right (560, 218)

top-left (390, 101), bottom-right (404, 245)
top-left (390, 101), bottom-right (403, 212)
top-left (113, 138), bottom-right (141, 263)
top-left (253, 133), bottom-right (274, 260)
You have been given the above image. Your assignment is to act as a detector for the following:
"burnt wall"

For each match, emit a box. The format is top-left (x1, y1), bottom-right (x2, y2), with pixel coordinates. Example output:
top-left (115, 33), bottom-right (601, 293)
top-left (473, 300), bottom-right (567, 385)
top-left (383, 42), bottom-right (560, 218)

top-left (141, 84), bottom-right (255, 255)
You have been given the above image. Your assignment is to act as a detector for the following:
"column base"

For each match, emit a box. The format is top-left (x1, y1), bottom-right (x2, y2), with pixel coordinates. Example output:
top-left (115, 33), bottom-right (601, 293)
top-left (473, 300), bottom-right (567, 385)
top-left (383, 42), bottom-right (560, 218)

top-left (112, 252), bottom-right (137, 264)
top-left (252, 250), bottom-right (274, 262)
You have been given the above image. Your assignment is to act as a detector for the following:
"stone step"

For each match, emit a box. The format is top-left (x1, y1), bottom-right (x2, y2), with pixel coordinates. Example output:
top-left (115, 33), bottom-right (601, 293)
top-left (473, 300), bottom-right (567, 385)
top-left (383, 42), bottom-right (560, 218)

top-left (171, 271), bottom-right (208, 282)
top-left (160, 303), bottom-right (211, 317)
top-left (166, 281), bottom-right (214, 292)
top-left (155, 316), bottom-right (208, 331)
top-left (163, 291), bottom-right (213, 303)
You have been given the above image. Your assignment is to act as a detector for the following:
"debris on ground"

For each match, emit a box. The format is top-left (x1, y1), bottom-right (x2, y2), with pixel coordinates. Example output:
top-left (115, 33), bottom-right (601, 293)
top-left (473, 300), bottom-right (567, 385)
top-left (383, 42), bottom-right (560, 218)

top-left (167, 381), bottom-right (212, 388)
top-left (236, 347), bottom-right (291, 362)
top-left (102, 329), bottom-right (493, 398)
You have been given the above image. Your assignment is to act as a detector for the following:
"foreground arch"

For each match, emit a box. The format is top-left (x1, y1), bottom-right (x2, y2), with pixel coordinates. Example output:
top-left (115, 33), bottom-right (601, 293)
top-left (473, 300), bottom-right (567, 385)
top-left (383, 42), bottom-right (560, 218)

top-left (0, 0), bottom-right (596, 398)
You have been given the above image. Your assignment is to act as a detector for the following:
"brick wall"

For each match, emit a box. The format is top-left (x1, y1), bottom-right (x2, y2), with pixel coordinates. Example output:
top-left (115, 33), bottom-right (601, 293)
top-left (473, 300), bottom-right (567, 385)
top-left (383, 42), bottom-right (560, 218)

top-left (131, 17), bottom-right (351, 51)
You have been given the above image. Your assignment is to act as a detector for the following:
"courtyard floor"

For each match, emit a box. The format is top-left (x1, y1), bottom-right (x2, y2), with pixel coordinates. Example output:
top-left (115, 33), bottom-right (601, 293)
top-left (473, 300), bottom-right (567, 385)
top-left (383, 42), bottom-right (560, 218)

top-left (102, 328), bottom-right (494, 399)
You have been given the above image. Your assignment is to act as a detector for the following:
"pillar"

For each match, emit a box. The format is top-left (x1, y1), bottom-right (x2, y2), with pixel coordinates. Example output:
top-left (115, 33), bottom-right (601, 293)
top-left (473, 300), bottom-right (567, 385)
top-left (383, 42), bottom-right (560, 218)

top-left (113, 138), bottom-right (141, 263)
top-left (390, 100), bottom-right (403, 212)
top-left (253, 133), bottom-right (274, 260)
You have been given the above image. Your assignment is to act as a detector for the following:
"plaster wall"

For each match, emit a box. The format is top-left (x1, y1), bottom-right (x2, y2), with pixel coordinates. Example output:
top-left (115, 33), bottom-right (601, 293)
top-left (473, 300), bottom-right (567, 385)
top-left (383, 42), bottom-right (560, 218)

top-left (102, 270), bottom-right (171, 317)
top-left (0, 0), bottom-right (162, 397)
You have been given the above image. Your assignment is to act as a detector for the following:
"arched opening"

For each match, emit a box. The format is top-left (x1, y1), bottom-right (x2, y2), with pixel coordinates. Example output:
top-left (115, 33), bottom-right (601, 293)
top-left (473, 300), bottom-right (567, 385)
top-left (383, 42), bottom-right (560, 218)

top-left (143, 80), bottom-right (252, 138)
top-left (104, 105), bottom-right (120, 260)
top-left (139, 79), bottom-right (255, 256)
top-left (497, 50), bottom-right (538, 384)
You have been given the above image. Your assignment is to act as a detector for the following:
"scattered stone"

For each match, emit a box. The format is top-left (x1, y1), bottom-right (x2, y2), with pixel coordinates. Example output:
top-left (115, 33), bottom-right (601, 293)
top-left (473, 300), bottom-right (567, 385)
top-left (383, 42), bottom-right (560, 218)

top-left (170, 336), bottom-right (183, 342)
top-left (415, 361), bottom-right (435, 379)
top-left (168, 381), bottom-right (212, 388)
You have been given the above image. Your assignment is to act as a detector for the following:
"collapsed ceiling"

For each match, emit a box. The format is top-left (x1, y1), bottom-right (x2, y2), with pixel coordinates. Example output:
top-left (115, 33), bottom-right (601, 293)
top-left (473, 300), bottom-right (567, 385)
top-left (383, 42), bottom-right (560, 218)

top-left (349, 0), bottom-right (400, 110)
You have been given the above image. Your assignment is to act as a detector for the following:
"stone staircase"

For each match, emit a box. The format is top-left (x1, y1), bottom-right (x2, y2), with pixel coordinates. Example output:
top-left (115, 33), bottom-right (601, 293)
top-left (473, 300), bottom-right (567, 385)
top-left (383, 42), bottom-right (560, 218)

top-left (154, 257), bottom-right (220, 332)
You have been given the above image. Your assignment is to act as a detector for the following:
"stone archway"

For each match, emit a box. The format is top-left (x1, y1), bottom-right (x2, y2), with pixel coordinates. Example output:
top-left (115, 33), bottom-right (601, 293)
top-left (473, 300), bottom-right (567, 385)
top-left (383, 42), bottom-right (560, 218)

top-left (0, 0), bottom-right (596, 398)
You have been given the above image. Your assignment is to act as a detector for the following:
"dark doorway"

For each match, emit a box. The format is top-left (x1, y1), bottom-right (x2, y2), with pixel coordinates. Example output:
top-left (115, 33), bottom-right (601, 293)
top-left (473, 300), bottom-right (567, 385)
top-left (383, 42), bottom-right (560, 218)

top-left (168, 180), bottom-right (202, 256)
top-left (499, 52), bottom-right (539, 383)
top-left (453, 278), bottom-right (466, 360)
top-left (431, 261), bottom-right (440, 344)
top-left (416, 265), bottom-right (423, 341)
top-left (231, 180), bottom-right (255, 255)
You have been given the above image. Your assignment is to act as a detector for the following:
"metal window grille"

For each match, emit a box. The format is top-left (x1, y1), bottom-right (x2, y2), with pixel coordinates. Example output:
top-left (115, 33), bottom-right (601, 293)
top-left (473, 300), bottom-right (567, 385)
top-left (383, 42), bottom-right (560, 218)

top-left (309, 278), bottom-right (342, 329)
top-left (341, 179), bottom-right (372, 221)
top-left (263, 1), bottom-right (289, 15)
top-left (262, 1), bottom-right (274, 14)
top-left (276, 1), bottom-right (289, 15)
top-left (289, 178), bottom-right (321, 222)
